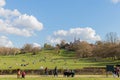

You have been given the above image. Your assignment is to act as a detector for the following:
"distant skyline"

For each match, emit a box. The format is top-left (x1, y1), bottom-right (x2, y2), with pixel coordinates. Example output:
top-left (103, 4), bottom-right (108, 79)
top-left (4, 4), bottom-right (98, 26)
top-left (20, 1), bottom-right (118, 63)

top-left (0, 0), bottom-right (120, 47)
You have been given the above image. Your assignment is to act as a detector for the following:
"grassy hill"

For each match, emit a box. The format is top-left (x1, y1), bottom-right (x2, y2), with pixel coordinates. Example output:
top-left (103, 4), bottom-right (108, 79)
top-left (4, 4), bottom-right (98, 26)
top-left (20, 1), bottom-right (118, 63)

top-left (0, 49), bottom-right (119, 70)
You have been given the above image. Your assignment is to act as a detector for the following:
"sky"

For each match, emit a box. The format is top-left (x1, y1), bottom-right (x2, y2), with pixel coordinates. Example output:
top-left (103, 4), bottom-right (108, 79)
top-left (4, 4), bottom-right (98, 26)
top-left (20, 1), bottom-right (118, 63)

top-left (0, 0), bottom-right (120, 48)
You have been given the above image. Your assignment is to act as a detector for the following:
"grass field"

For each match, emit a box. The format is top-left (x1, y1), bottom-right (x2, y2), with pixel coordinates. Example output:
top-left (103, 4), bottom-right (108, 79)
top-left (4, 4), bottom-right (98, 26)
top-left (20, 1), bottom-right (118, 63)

top-left (0, 75), bottom-right (119, 80)
top-left (0, 49), bottom-right (119, 70)
top-left (0, 49), bottom-right (119, 79)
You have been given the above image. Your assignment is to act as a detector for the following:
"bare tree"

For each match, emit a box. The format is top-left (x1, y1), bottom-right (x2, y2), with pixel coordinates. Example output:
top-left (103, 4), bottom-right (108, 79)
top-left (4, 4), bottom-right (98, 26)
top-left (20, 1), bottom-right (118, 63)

top-left (105, 32), bottom-right (119, 44)
top-left (0, 47), bottom-right (20, 55)
top-left (75, 41), bottom-right (93, 58)
top-left (21, 44), bottom-right (33, 53)
top-left (21, 43), bottom-right (41, 54)
top-left (31, 47), bottom-right (41, 55)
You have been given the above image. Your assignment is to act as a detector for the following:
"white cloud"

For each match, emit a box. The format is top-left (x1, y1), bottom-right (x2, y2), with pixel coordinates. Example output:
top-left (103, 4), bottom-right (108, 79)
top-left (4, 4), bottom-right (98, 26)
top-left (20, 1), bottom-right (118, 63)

top-left (111, 0), bottom-right (120, 3)
top-left (14, 14), bottom-right (43, 30)
top-left (54, 30), bottom-right (67, 36)
top-left (0, 36), bottom-right (13, 47)
top-left (0, 0), bottom-right (5, 7)
top-left (0, 19), bottom-right (33, 37)
top-left (48, 27), bottom-right (101, 44)
top-left (32, 43), bottom-right (41, 48)
top-left (0, 8), bottom-right (21, 18)
top-left (0, 1), bottom-right (43, 37)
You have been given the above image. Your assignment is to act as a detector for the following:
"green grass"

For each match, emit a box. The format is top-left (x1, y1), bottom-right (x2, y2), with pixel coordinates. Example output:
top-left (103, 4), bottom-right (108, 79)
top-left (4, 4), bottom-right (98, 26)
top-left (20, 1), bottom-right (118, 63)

top-left (0, 49), bottom-right (119, 70)
top-left (60, 49), bottom-right (75, 57)
top-left (0, 78), bottom-right (119, 80)
top-left (0, 75), bottom-right (119, 80)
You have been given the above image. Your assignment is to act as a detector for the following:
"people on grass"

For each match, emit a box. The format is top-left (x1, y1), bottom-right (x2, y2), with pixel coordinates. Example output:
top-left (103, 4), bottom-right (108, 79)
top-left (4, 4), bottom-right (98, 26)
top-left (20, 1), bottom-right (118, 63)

top-left (113, 65), bottom-right (120, 77)
top-left (63, 69), bottom-right (75, 77)
top-left (21, 70), bottom-right (26, 78)
top-left (16, 67), bottom-right (75, 78)
top-left (44, 67), bottom-right (48, 75)
top-left (17, 69), bottom-right (21, 78)
top-left (17, 69), bottom-right (26, 78)
top-left (53, 66), bottom-right (58, 77)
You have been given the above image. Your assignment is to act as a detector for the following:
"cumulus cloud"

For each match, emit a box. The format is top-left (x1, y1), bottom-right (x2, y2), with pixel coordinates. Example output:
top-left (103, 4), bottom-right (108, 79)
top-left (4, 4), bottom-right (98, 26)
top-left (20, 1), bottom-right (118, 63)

top-left (0, 36), bottom-right (13, 47)
top-left (48, 27), bottom-right (101, 44)
top-left (0, 0), bottom-right (6, 7)
top-left (0, 19), bottom-right (33, 37)
top-left (14, 14), bottom-right (43, 30)
top-left (32, 43), bottom-right (41, 48)
top-left (111, 0), bottom-right (120, 3)
top-left (0, 1), bottom-right (43, 37)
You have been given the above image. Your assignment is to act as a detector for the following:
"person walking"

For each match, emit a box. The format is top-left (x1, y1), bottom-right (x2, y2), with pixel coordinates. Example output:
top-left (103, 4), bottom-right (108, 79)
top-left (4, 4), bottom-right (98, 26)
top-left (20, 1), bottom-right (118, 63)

top-left (53, 66), bottom-right (58, 77)
top-left (44, 67), bottom-right (48, 75)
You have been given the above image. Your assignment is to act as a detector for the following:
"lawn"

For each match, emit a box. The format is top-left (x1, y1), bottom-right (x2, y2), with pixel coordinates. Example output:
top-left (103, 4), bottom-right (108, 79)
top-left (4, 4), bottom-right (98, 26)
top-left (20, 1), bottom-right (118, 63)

top-left (0, 49), bottom-right (119, 70)
top-left (0, 77), bottom-right (119, 80)
top-left (0, 75), bottom-right (119, 80)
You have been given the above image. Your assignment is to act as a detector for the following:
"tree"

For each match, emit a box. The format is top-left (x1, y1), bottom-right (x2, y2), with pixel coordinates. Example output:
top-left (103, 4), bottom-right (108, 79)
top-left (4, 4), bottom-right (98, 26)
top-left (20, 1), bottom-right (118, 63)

top-left (105, 32), bottom-right (119, 44)
top-left (75, 41), bottom-right (93, 58)
top-left (93, 41), bottom-right (120, 60)
top-left (55, 44), bottom-right (61, 54)
top-left (44, 43), bottom-right (54, 50)
top-left (31, 47), bottom-right (41, 55)
top-left (60, 40), bottom-right (67, 49)
top-left (0, 47), bottom-right (20, 55)
top-left (21, 44), bottom-right (33, 53)
top-left (21, 43), bottom-right (41, 54)
top-left (92, 41), bottom-right (105, 58)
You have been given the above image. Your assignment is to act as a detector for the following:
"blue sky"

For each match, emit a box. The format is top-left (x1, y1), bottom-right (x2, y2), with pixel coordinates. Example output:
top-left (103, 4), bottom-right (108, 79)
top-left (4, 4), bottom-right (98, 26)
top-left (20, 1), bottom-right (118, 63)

top-left (0, 0), bottom-right (120, 47)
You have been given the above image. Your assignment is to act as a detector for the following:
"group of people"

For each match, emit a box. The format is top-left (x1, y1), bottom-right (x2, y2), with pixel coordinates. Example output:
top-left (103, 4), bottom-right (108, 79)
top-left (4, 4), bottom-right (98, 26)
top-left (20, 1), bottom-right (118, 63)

top-left (63, 70), bottom-right (75, 77)
top-left (44, 66), bottom-right (58, 77)
top-left (17, 69), bottom-right (26, 78)
top-left (44, 66), bottom-right (75, 77)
